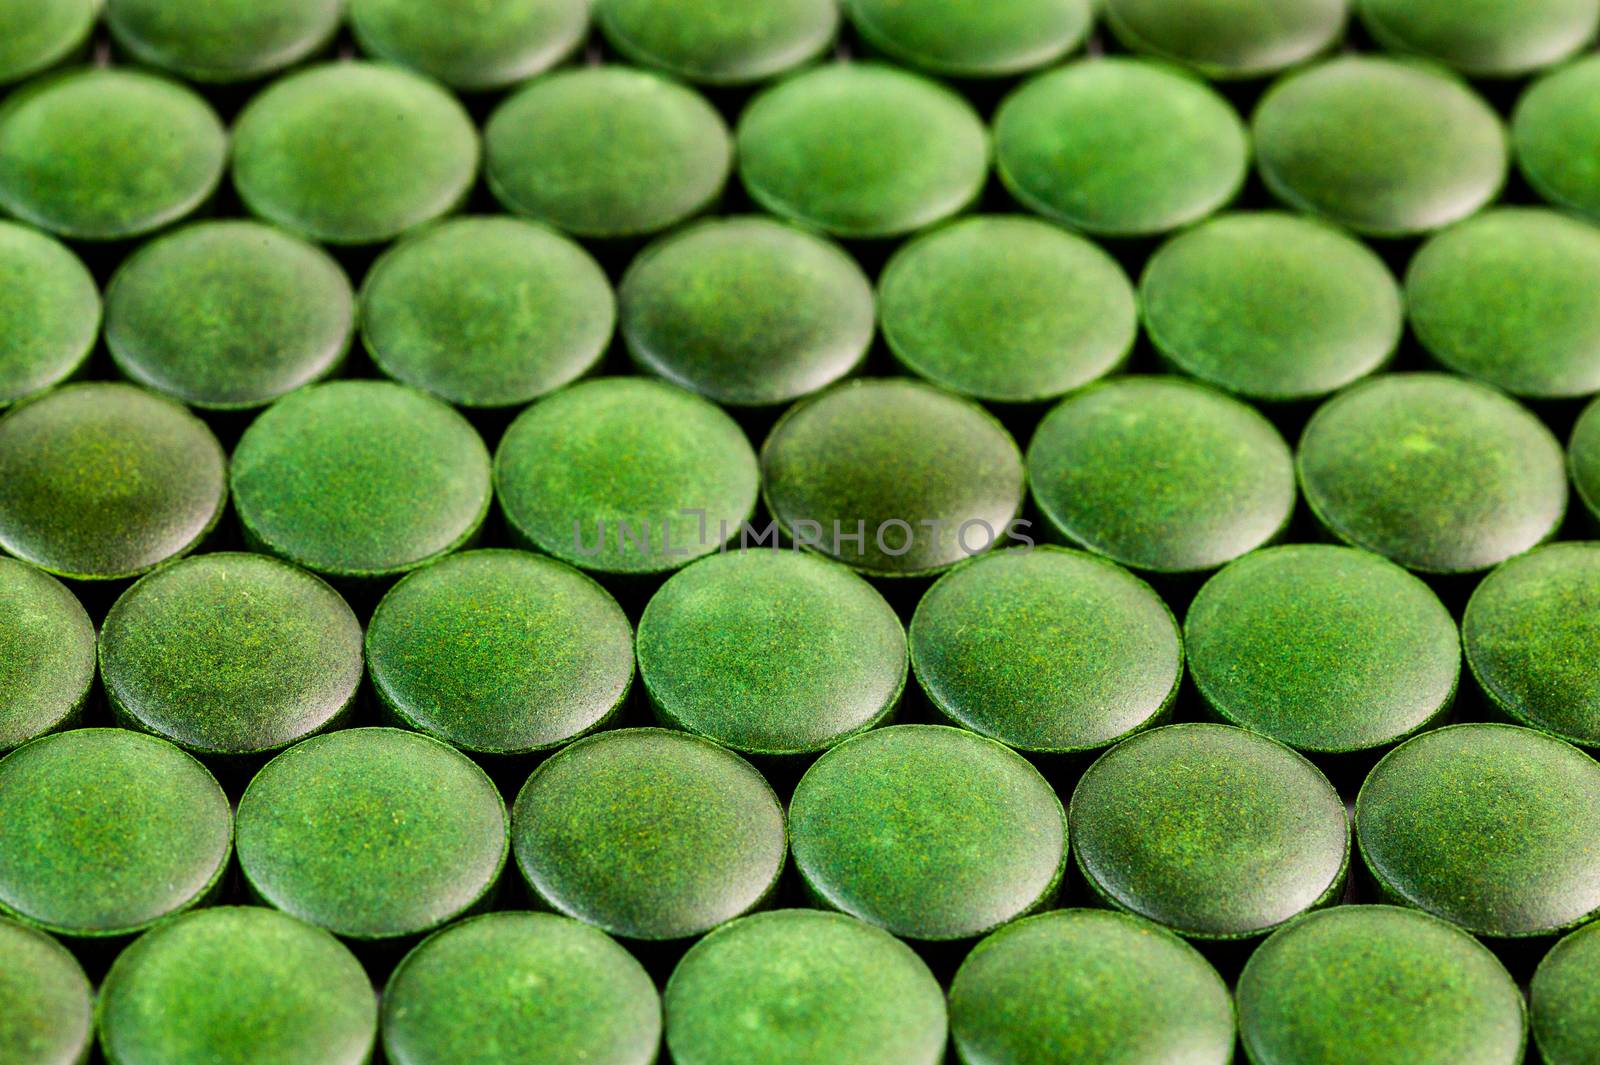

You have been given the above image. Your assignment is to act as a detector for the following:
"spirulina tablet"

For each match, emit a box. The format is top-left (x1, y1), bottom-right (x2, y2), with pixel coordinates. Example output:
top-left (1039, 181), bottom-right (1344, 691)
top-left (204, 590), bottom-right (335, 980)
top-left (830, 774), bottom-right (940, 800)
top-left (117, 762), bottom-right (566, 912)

top-left (1533, 920), bottom-right (1600, 1065)
top-left (106, 220), bottom-right (354, 410)
top-left (664, 909), bottom-right (947, 1065)
top-left (0, 729), bottom-right (231, 937)
top-left (107, 0), bottom-right (342, 83)
top-left (846, 0), bottom-right (1091, 79)
top-left (0, 917), bottom-right (91, 1065)
top-left (1070, 723), bottom-right (1349, 939)
top-left (100, 553), bottom-right (363, 758)
top-left (0, 222), bottom-right (97, 409)
top-left (237, 727), bottom-right (508, 940)
top-left (637, 549), bottom-right (906, 757)
top-left (1358, 0), bottom-right (1598, 79)
top-left (382, 913), bottom-right (661, 1065)
top-left (351, 0), bottom-right (587, 92)
top-left (596, 0), bottom-right (837, 86)
top-left (1575, 397), bottom-right (1600, 525)
top-left (0, 0), bottom-right (95, 85)
top-left (1514, 56), bottom-right (1600, 225)
top-left (1104, 0), bottom-right (1345, 79)
top-left (0, 559), bottom-right (93, 753)
top-left (1356, 723), bottom-right (1600, 938)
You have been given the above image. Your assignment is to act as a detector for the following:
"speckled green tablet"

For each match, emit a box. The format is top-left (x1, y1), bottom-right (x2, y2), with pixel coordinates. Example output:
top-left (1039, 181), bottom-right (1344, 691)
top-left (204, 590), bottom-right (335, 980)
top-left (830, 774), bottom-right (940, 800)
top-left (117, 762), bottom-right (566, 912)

top-left (619, 217), bottom-right (874, 408)
top-left (1464, 544), bottom-right (1600, 749)
top-left (0, 383), bottom-right (226, 581)
top-left (790, 724), bottom-right (1064, 940)
top-left (495, 377), bottom-right (759, 576)
top-left (847, 0), bottom-right (1091, 78)
top-left (0, 0), bottom-right (94, 84)
top-left (1187, 545), bottom-right (1459, 754)
top-left (1533, 920), bottom-right (1600, 1065)
top-left (107, 0), bottom-right (342, 82)
top-left (1253, 56), bottom-right (1506, 237)
top-left (597, 0), bottom-right (836, 85)
top-left (737, 63), bottom-right (988, 239)
top-left (1298, 373), bottom-right (1567, 574)
top-left (0, 729), bottom-right (230, 937)
top-left (664, 909), bottom-right (947, 1065)
top-left (1104, 0), bottom-right (1345, 78)
top-left (97, 907), bottom-right (376, 1065)
top-left (994, 58), bottom-right (1247, 238)
top-left (0, 68), bottom-right (225, 241)
top-left (1238, 906), bottom-right (1526, 1065)
top-left (761, 378), bottom-right (1026, 577)
top-left (1575, 398), bottom-right (1600, 524)
top-left (0, 917), bottom-right (91, 1065)
top-left (382, 913), bottom-right (661, 1065)
top-left (880, 215), bottom-right (1136, 404)
top-left (0, 559), bottom-right (92, 753)
top-left (949, 909), bottom-right (1234, 1065)
top-left (1359, 0), bottom-right (1597, 78)
top-left (106, 221), bottom-right (354, 410)
top-left (1028, 376), bottom-right (1294, 574)
top-left (233, 62), bottom-right (478, 245)
top-left (237, 728), bottom-right (508, 940)
top-left (367, 550), bottom-right (634, 755)
top-left (100, 553), bottom-right (363, 757)
top-left (362, 217), bottom-right (614, 409)
top-left (637, 549), bottom-right (906, 756)
top-left (486, 66), bottom-right (730, 239)
top-left (512, 728), bottom-right (785, 941)
top-left (1515, 57), bottom-right (1600, 225)
top-left (1141, 212), bottom-right (1401, 402)
top-left (232, 380), bottom-right (491, 579)
top-left (1356, 723), bottom-right (1600, 937)
top-left (1071, 723), bottom-right (1348, 939)
top-left (0, 220), bottom-right (97, 408)
top-left (351, 0), bottom-right (587, 91)
top-left (910, 547), bottom-right (1181, 755)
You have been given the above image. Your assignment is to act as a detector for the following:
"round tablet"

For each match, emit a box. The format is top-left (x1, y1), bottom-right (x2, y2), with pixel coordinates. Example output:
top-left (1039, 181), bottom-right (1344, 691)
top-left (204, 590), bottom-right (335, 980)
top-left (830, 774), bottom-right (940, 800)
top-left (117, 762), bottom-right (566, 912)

top-left (637, 549), bottom-right (906, 756)
top-left (101, 553), bottom-right (363, 757)
top-left (0, 560), bottom-right (92, 753)
top-left (0, 222), bottom-right (97, 408)
top-left (367, 550), bottom-right (634, 755)
top-left (237, 728), bottom-right (508, 940)
top-left (382, 913), bottom-right (660, 1065)
top-left (1028, 376), bottom-right (1294, 574)
top-left (106, 220), bottom-right (354, 410)
top-left (737, 63), bottom-right (988, 239)
top-left (1515, 57), bottom-right (1600, 225)
top-left (847, 0), bottom-right (1091, 78)
top-left (1070, 723), bottom-right (1348, 939)
top-left (1465, 544), bottom-right (1600, 749)
top-left (1575, 397), bottom-right (1600, 524)
top-left (1533, 921), bottom-right (1600, 1065)
top-left (486, 66), bottom-right (730, 239)
top-left (664, 910), bottom-right (947, 1065)
top-left (98, 907), bottom-right (376, 1065)
top-left (362, 217), bottom-right (613, 409)
top-left (1359, 0), bottom-right (1597, 78)
top-left (1141, 212), bottom-right (1401, 401)
top-left (232, 380), bottom-right (491, 579)
top-left (1104, 0), bottom-right (1345, 78)
top-left (351, 0), bottom-right (587, 91)
top-left (495, 377), bottom-right (759, 576)
top-left (0, 382), bottom-right (226, 581)
top-left (233, 62), bottom-right (478, 245)
top-left (619, 217), bottom-right (873, 408)
top-left (761, 378), bottom-right (1026, 577)
top-left (1407, 209), bottom-right (1600, 399)
top-left (512, 729), bottom-right (785, 941)
top-left (107, 0), bottom-right (342, 82)
top-left (949, 910), bottom-right (1234, 1065)
top-left (1356, 723), bottom-right (1600, 937)
top-left (880, 215), bottom-right (1136, 404)
top-left (911, 547), bottom-right (1181, 754)
top-left (1253, 56), bottom-right (1506, 237)
top-left (0, 918), bottom-right (91, 1065)
top-left (994, 58), bottom-right (1247, 238)
top-left (0, 0), bottom-right (94, 84)
top-left (1298, 373), bottom-right (1567, 574)
top-left (0, 68), bottom-right (225, 241)
top-left (1186, 545), bottom-right (1459, 754)
top-left (790, 724), bottom-right (1065, 940)
top-left (1238, 906), bottom-right (1526, 1065)
top-left (0, 729), bottom-right (230, 937)
top-left (597, 0), bottom-right (836, 85)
